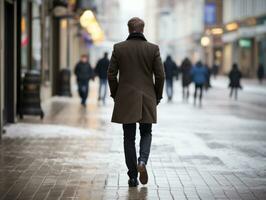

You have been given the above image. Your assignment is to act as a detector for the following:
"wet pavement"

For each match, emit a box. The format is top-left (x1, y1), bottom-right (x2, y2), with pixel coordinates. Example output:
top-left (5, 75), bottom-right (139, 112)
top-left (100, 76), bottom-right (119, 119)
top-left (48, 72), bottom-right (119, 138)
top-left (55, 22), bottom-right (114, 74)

top-left (1, 77), bottom-right (266, 200)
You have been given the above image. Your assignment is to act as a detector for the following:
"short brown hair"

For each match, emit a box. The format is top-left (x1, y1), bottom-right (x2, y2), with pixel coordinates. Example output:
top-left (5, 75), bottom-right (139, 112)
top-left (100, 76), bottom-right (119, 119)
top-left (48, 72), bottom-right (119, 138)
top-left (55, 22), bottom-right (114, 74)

top-left (127, 17), bottom-right (145, 33)
top-left (81, 54), bottom-right (88, 58)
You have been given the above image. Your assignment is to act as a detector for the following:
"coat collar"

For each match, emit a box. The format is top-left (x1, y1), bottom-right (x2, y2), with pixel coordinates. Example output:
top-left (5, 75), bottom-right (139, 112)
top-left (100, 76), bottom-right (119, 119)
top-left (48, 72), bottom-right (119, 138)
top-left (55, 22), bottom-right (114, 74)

top-left (126, 32), bottom-right (147, 41)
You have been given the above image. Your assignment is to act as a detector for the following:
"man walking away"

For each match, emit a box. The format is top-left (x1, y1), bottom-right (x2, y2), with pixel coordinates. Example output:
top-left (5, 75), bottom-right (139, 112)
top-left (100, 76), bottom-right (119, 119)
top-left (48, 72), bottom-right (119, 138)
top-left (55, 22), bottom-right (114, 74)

top-left (74, 54), bottom-right (94, 106)
top-left (108, 17), bottom-right (165, 187)
top-left (164, 55), bottom-right (178, 102)
top-left (257, 64), bottom-right (264, 84)
top-left (180, 58), bottom-right (192, 102)
top-left (190, 61), bottom-right (207, 106)
top-left (229, 63), bottom-right (242, 100)
top-left (95, 52), bottom-right (110, 104)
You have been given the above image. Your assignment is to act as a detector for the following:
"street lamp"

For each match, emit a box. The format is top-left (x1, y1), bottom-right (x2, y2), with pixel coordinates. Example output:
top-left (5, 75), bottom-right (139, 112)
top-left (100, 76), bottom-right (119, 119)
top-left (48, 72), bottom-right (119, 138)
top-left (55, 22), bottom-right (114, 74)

top-left (201, 36), bottom-right (211, 66)
top-left (201, 36), bottom-right (210, 47)
top-left (79, 10), bottom-right (94, 27)
top-left (211, 28), bottom-right (223, 35)
top-left (79, 10), bottom-right (104, 44)
top-left (226, 22), bottom-right (238, 32)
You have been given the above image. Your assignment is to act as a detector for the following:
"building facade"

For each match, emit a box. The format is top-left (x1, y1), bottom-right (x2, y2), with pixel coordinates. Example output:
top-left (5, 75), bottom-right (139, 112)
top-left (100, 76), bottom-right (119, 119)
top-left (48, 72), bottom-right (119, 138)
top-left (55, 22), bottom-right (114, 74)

top-left (222, 0), bottom-right (266, 77)
top-left (0, 0), bottom-right (18, 137)
top-left (0, 0), bottom-right (96, 138)
top-left (202, 0), bottom-right (223, 69)
top-left (155, 0), bottom-right (205, 64)
top-left (144, 0), bottom-right (158, 43)
top-left (88, 0), bottom-right (121, 66)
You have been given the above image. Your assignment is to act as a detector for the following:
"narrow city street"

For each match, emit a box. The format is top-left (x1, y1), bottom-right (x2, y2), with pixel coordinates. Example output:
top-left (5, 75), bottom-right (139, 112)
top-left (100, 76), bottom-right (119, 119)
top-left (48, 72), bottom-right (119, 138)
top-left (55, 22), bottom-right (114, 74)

top-left (1, 77), bottom-right (266, 200)
top-left (1, 0), bottom-right (266, 199)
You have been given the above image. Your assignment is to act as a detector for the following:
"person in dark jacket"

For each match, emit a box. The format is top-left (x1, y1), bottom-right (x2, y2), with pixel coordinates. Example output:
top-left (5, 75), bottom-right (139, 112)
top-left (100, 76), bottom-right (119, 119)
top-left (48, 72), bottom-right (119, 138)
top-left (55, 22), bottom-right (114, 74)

top-left (95, 52), bottom-right (110, 104)
top-left (180, 57), bottom-right (192, 101)
top-left (257, 64), bottom-right (264, 84)
top-left (74, 54), bottom-right (94, 106)
top-left (190, 61), bottom-right (207, 106)
top-left (229, 63), bottom-right (242, 100)
top-left (163, 55), bottom-right (178, 102)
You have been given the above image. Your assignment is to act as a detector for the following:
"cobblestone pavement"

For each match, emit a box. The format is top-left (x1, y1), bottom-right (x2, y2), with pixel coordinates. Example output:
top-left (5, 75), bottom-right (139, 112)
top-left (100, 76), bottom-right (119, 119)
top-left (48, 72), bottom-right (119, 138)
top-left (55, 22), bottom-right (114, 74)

top-left (1, 77), bottom-right (266, 200)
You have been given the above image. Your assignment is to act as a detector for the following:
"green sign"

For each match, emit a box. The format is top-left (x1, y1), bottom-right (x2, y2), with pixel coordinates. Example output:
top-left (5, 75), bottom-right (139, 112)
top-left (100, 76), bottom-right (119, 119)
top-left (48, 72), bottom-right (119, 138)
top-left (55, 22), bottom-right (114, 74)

top-left (239, 39), bottom-right (252, 48)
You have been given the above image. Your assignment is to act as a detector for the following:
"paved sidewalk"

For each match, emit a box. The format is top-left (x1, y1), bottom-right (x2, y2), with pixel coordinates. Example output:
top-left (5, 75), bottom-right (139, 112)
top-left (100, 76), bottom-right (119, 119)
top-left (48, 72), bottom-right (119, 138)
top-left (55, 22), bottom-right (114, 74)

top-left (1, 80), bottom-right (266, 200)
top-left (212, 76), bottom-right (266, 95)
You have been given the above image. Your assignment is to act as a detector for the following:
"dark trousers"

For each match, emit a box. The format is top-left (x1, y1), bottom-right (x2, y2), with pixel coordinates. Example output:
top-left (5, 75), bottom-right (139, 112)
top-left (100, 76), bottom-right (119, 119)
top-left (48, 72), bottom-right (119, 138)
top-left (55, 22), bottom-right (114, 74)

top-left (78, 80), bottom-right (89, 104)
top-left (182, 86), bottom-right (190, 101)
top-left (98, 79), bottom-right (107, 103)
top-left (123, 123), bottom-right (152, 179)
top-left (194, 83), bottom-right (203, 102)
top-left (230, 87), bottom-right (238, 100)
top-left (166, 79), bottom-right (173, 101)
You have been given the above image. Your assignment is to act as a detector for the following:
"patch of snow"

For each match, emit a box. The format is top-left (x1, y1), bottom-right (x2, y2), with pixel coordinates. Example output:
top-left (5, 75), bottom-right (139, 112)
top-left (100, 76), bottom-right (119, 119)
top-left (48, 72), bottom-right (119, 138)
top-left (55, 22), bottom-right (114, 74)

top-left (4, 123), bottom-right (91, 138)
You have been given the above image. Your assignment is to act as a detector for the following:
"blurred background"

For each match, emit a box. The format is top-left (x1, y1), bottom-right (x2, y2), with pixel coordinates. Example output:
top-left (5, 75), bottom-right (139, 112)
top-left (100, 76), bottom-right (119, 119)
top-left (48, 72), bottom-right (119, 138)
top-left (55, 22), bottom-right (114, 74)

top-left (1, 1), bottom-right (266, 199)
top-left (0, 0), bottom-right (266, 133)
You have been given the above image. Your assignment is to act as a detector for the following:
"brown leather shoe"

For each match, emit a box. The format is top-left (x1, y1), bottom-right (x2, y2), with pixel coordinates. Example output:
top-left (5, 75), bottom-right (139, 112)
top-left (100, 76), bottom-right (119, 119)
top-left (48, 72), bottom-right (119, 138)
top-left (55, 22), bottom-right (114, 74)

top-left (137, 163), bottom-right (148, 184)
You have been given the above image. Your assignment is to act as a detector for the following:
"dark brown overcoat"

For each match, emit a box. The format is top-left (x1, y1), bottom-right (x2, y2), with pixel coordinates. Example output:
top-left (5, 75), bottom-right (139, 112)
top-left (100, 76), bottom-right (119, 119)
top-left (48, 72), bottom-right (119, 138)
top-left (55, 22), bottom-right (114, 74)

top-left (108, 33), bottom-right (165, 124)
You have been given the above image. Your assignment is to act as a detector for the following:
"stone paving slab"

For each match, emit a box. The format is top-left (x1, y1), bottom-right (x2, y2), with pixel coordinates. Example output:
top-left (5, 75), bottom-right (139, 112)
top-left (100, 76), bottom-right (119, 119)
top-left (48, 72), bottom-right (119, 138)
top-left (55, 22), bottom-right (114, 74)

top-left (1, 82), bottom-right (266, 200)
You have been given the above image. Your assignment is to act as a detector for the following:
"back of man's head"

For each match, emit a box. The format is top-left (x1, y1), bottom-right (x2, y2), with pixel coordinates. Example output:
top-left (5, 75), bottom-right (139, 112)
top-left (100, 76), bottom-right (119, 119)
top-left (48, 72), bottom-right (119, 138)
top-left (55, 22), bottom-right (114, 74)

top-left (128, 17), bottom-right (145, 34)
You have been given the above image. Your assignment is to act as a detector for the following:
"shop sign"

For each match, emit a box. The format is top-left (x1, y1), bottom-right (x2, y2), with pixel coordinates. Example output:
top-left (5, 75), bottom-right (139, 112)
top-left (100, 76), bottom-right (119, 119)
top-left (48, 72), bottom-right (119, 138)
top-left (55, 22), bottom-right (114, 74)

top-left (204, 3), bottom-right (216, 26)
top-left (239, 39), bottom-right (252, 48)
top-left (241, 18), bottom-right (257, 27)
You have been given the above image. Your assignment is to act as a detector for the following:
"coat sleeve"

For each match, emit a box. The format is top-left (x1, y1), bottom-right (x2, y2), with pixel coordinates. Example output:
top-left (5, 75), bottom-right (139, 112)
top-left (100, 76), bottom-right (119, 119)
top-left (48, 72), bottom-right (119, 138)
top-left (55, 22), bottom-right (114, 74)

top-left (174, 62), bottom-right (179, 77)
top-left (94, 61), bottom-right (100, 75)
top-left (108, 45), bottom-right (119, 98)
top-left (74, 63), bottom-right (79, 76)
top-left (88, 63), bottom-right (94, 79)
top-left (153, 46), bottom-right (165, 103)
top-left (239, 71), bottom-right (242, 79)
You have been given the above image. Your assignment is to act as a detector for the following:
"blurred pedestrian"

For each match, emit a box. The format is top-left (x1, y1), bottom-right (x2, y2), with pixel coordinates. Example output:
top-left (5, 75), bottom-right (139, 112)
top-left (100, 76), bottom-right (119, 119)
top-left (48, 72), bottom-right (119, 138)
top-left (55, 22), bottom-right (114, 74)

top-left (95, 52), bottom-right (110, 104)
top-left (190, 61), bottom-right (207, 106)
top-left (257, 63), bottom-right (264, 84)
top-left (212, 63), bottom-right (219, 79)
top-left (180, 57), bottom-right (192, 101)
top-left (74, 54), bottom-right (94, 106)
top-left (204, 63), bottom-right (212, 91)
top-left (229, 63), bottom-right (242, 100)
top-left (108, 17), bottom-right (165, 187)
top-left (164, 55), bottom-right (178, 102)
